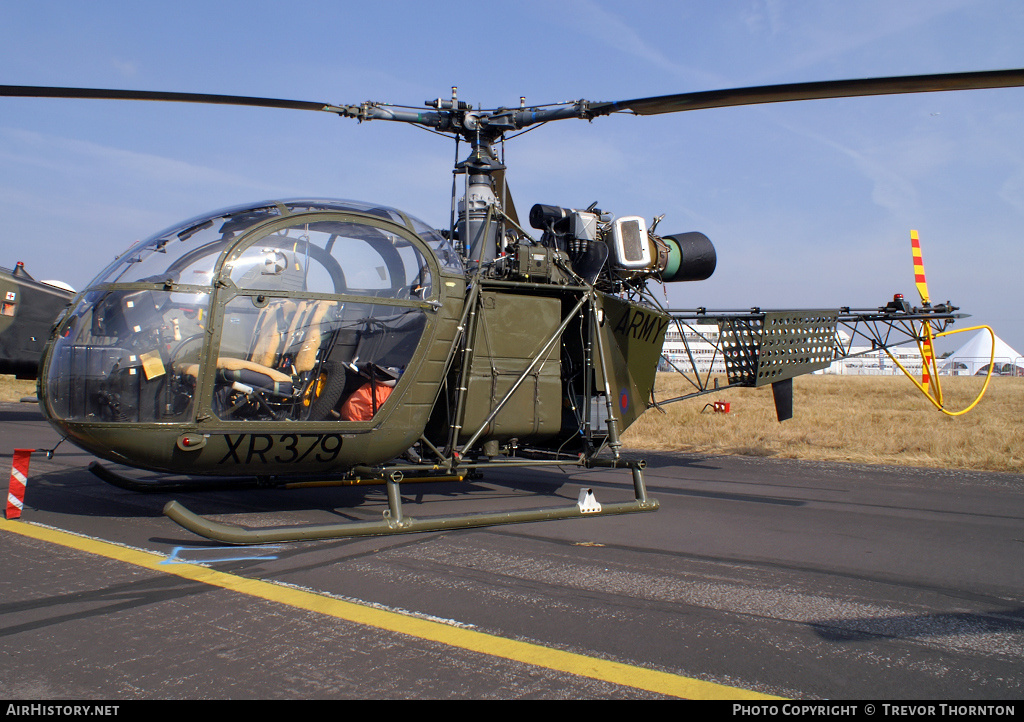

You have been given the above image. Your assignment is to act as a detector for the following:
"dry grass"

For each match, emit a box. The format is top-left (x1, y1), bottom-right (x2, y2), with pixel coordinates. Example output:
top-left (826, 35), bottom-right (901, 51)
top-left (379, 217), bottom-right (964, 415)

top-left (4, 372), bottom-right (1021, 473)
top-left (623, 373), bottom-right (1024, 473)
top-left (0, 375), bottom-right (36, 403)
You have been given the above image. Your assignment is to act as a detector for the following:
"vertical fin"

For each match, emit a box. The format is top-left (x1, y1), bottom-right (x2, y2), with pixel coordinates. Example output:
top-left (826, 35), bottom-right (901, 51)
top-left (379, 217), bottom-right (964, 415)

top-left (771, 378), bottom-right (793, 422)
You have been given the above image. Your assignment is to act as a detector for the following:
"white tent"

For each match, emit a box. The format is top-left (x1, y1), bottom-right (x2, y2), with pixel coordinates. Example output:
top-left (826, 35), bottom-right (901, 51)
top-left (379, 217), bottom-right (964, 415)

top-left (941, 329), bottom-right (1024, 376)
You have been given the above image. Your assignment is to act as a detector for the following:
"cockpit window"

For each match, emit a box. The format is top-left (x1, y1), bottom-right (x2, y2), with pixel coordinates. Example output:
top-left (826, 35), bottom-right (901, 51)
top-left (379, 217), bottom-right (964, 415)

top-left (207, 296), bottom-right (425, 422)
top-left (282, 199), bottom-right (461, 274)
top-left (88, 199), bottom-right (461, 288)
top-left (45, 289), bottom-right (211, 422)
top-left (90, 205), bottom-right (280, 286)
top-left (283, 199), bottom-right (404, 223)
top-left (227, 220), bottom-right (433, 299)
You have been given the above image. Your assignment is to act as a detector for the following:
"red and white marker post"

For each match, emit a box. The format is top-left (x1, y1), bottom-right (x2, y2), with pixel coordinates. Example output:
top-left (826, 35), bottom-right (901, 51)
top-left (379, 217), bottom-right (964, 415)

top-left (6, 448), bottom-right (35, 520)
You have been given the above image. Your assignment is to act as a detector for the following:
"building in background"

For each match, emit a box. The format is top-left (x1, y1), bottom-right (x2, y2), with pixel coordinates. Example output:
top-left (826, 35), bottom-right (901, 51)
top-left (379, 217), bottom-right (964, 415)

top-left (659, 324), bottom-right (1023, 377)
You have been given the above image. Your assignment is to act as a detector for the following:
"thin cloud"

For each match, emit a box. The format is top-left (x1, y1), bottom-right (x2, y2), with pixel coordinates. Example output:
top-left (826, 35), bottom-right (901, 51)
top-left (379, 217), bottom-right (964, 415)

top-left (558, 0), bottom-right (724, 88)
top-left (741, 0), bottom-right (986, 81)
top-left (110, 58), bottom-right (139, 79)
top-left (0, 127), bottom-right (282, 193)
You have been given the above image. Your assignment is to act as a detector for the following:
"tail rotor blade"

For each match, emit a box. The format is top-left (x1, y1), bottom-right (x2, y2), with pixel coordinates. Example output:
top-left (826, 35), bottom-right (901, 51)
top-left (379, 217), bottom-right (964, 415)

top-left (911, 230), bottom-right (940, 399)
top-left (911, 230), bottom-right (931, 305)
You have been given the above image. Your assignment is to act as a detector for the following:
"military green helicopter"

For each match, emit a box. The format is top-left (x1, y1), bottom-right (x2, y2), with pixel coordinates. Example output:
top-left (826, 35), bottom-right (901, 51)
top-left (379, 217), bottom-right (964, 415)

top-left (3, 68), bottom-right (1022, 544)
top-left (0, 261), bottom-right (74, 380)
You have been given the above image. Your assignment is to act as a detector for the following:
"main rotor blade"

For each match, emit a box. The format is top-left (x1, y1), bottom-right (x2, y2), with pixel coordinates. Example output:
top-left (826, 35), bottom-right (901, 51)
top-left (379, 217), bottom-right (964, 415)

top-left (590, 68), bottom-right (1024, 116)
top-left (0, 85), bottom-right (336, 112)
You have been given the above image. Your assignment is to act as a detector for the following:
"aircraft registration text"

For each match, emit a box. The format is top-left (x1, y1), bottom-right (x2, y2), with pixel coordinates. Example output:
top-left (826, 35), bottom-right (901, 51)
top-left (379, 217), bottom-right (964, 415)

top-left (218, 433), bottom-right (344, 465)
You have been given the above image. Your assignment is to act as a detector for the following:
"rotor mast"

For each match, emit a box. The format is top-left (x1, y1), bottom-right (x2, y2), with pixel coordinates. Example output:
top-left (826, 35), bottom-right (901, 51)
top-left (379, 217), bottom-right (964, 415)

top-left (443, 88), bottom-right (508, 265)
top-left (444, 94), bottom-right (596, 264)
top-left (336, 89), bottom-right (593, 264)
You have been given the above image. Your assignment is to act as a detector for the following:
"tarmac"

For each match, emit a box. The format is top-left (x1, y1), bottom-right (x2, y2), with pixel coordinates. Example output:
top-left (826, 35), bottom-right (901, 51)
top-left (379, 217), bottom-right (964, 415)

top-left (2, 400), bottom-right (1023, 700)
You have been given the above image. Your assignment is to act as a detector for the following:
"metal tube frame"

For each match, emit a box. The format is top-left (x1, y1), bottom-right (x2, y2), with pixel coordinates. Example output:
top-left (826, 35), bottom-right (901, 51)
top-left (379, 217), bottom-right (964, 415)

top-left (163, 454), bottom-right (657, 544)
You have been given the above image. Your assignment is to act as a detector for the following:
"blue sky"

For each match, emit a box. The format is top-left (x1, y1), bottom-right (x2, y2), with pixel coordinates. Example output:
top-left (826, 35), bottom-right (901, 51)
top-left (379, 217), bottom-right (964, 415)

top-left (2, 0), bottom-right (1023, 354)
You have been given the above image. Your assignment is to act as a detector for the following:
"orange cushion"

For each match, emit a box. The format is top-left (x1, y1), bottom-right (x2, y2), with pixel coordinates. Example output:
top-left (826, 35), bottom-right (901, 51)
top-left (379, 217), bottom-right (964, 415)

top-left (340, 382), bottom-right (393, 421)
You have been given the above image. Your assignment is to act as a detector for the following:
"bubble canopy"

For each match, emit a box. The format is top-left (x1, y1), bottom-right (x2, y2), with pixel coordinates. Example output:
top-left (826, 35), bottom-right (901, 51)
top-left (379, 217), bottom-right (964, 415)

top-left (42, 199), bottom-right (463, 434)
top-left (89, 198), bottom-right (462, 288)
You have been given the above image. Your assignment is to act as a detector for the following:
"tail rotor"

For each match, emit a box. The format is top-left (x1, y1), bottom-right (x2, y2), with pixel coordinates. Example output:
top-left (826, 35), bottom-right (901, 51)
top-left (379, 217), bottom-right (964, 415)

top-left (886, 230), bottom-right (994, 416)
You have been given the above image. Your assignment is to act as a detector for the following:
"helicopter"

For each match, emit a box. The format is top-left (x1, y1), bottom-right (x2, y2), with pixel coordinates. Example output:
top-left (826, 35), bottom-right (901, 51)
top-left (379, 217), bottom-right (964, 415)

top-left (0, 262), bottom-right (74, 380)
top-left (2, 68), bottom-right (1021, 544)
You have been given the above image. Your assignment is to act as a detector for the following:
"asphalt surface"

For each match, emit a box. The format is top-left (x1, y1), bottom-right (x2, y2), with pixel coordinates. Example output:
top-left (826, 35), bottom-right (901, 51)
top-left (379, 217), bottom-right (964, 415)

top-left (1, 401), bottom-right (1023, 701)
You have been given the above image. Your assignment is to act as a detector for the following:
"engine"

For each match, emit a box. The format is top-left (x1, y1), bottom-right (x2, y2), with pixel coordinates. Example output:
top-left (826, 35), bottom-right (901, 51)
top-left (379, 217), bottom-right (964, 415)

top-left (525, 203), bottom-right (716, 287)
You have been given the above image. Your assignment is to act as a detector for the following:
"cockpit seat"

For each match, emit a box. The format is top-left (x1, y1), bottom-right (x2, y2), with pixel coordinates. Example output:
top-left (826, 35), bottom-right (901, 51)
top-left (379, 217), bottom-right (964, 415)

top-left (293, 301), bottom-right (334, 373)
top-left (251, 300), bottom-right (299, 369)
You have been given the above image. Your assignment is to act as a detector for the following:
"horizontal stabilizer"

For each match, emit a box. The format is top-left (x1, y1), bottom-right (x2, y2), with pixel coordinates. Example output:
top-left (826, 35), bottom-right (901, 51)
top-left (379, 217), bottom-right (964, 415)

top-left (718, 311), bottom-right (838, 387)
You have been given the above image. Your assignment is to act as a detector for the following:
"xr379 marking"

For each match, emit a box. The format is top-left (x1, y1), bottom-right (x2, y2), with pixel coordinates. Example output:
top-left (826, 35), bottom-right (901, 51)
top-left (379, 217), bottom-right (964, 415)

top-left (218, 434), bottom-right (344, 465)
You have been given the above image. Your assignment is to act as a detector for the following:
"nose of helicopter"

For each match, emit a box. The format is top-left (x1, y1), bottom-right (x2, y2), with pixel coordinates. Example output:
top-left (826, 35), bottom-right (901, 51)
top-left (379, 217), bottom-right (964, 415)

top-left (35, 199), bottom-right (465, 477)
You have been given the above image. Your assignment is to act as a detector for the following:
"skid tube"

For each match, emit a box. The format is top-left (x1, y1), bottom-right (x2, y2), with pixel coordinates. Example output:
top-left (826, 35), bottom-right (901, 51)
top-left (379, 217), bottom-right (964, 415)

top-left (163, 459), bottom-right (658, 545)
top-left (89, 462), bottom-right (267, 493)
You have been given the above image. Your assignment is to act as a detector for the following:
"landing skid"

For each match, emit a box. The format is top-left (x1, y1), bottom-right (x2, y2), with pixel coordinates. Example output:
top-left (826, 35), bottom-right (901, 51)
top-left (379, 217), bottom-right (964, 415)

top-left (163, 458), bottom-right (658, 544)
top-left (88, 461), bottom-right (267, 493)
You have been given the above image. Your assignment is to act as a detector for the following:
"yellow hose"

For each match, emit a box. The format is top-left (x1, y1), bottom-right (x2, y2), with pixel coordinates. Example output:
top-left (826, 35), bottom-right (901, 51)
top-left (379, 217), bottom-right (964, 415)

top-left (884, 325), bottom-right (995, 416)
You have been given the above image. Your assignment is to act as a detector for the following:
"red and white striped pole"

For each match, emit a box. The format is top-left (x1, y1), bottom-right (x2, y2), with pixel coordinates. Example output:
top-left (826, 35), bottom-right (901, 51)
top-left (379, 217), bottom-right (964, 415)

top-left (6, 448), bottom-right (35, 520)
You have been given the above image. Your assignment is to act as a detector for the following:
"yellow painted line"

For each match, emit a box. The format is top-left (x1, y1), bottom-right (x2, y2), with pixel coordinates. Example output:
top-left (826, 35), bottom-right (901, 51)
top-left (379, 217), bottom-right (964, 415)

top-left (1, 517), bottom-right (777, 700)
